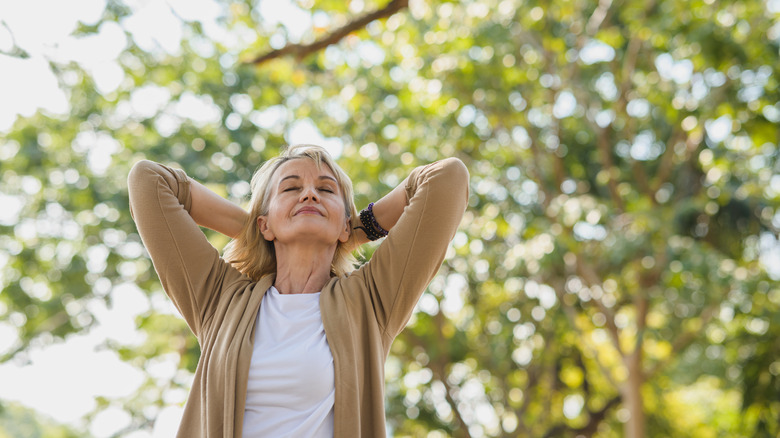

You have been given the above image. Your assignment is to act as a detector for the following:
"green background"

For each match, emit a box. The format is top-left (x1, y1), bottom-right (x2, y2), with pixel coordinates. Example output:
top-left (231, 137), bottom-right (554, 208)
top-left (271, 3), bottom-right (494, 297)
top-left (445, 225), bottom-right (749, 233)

top-left (1, 0), bottom-right (779, 436)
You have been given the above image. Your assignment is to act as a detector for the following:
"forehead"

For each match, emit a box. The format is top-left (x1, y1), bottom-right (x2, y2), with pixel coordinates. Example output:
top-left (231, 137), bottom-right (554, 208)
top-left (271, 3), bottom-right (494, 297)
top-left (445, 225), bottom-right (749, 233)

top-left (274, 158), bottom-right (337, 182)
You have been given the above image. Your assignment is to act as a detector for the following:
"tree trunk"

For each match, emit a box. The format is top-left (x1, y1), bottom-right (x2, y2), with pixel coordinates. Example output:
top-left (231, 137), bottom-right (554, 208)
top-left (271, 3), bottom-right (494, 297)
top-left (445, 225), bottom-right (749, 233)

top-left (622, 350), bottom-right (645, 438)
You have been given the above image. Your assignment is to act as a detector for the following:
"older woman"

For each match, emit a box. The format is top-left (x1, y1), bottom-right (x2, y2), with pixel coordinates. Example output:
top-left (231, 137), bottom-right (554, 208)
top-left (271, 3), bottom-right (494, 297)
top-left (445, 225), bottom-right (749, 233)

top-left (127, 144), bottom-right (469, 437)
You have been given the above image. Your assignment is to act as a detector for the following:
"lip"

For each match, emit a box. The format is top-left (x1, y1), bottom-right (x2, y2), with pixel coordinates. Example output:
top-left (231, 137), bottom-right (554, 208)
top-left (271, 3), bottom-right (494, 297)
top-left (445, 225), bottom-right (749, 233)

top-left (295, 207), bottom-right (323, 216)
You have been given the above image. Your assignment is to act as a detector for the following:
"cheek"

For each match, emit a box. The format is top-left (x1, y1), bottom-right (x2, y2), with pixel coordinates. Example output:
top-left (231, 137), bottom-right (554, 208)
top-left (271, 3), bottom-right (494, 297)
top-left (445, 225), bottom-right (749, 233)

top-left (330, 200), bottom-right (348, 220)
top-left (267, 196), bottom-right (291, 215)
top-left (261, 208), bottom-right (284, 231)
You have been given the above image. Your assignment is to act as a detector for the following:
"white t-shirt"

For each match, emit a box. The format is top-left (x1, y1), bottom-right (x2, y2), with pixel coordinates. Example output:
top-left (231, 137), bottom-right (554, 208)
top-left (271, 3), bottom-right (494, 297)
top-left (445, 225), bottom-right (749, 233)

top-left (242, 286), bottom-right (335, 438)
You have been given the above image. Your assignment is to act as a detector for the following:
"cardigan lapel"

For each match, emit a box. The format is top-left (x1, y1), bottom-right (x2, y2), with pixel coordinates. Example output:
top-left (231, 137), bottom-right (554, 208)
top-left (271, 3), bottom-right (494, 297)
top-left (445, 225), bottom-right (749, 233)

top-left (232, 273), bottom-right (275, 437)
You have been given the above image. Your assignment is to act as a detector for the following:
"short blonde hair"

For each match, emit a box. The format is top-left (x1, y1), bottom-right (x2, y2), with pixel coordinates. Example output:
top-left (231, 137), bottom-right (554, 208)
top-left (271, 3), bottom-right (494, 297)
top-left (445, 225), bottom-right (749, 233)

top-left (224, 144), bottom-right (360, 281)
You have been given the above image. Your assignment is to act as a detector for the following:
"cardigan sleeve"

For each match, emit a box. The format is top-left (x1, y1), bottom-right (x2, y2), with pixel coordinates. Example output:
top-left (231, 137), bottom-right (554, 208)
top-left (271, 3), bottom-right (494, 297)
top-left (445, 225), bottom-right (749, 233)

top-left (127, 160), bottom-right (243, 338)
top-left (356, 157), bottom-right (469, 340)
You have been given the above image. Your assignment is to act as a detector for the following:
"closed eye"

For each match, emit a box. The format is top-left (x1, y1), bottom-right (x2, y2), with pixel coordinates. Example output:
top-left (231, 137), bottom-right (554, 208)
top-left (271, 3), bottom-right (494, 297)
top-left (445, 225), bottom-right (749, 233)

top-left (319, 187), bottom-right (334, 193)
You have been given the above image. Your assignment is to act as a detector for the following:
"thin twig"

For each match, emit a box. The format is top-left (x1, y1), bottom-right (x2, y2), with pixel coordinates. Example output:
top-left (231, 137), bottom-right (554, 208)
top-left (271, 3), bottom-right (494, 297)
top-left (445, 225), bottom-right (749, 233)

top-left (0, 20), bottom-right (29, 58)
top-left (527, 127), bottom-right (556, 211)
top-left (652, 128), bottom-right (685, 193)
top-left (596, 126), bottom-right (626, 211)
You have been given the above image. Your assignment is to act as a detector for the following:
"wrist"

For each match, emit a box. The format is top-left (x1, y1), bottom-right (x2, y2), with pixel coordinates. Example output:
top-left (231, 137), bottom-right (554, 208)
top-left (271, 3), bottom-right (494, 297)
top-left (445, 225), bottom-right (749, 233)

top-left (359, 202), bottom-right (389, 241)
top-left (354, 202), bottom-right (389, 242)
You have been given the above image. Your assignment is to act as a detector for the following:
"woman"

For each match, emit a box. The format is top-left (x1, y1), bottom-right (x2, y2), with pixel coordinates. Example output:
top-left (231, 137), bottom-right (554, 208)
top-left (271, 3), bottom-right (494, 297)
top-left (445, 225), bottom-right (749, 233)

top-left (127, 144), bottom-right (469, 437)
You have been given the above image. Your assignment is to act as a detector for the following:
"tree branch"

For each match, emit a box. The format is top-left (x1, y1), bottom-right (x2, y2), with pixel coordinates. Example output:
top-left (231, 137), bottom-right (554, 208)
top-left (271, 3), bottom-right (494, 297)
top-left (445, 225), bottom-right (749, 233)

top-left (574, 256), bottom-right (624, 357)
top-left (248, 0), bottom-right (409, 65)
top-left (513, 366), bottom-right (540, 435)
top-left (652, 128), bottom-right (685, 193)
top-left (596, 126), bottom-right (626, 212)
top-left (611, 2), bottom-right (658, 203)
top-left (539, 45), bottom-right (569, 193)
top-left (542, 394), bottom-right (621, 438)
top-left (432, 311), bottom-right (473, 438)
top-left (404, 315), bottom-right (472, 438)
top-left (553, 282), bottom-right (621, 389)
top-left (0, 20), bottom-right (30, 58)
top-left (586, 0), bottom-right (614, 36)
top-left (527, 128), bottom-right (557, 211)
top-left (645, 304), bottom-right (718, 378)
top-left (632, 250), bottom-right (664, 357)
top-left (472, 300), bottom-right (540, 436)
top-left (630, 157), bottom-right (652, 197)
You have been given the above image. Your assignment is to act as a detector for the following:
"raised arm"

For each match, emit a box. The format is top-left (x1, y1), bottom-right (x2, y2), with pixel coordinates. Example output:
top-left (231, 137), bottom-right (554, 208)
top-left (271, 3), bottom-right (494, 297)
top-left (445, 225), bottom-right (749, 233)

top-left (189, 179), bottom-right (249, 239)
top-left (350, 157), bottom-right (469, 339)
top-left (127, 160), bottom-right (245, 337)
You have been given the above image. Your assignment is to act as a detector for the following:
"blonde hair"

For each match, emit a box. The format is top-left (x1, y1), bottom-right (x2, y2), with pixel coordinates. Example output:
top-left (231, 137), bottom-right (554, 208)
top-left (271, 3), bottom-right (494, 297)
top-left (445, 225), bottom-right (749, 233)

top-left (224, 144), bottom-right (360, 281)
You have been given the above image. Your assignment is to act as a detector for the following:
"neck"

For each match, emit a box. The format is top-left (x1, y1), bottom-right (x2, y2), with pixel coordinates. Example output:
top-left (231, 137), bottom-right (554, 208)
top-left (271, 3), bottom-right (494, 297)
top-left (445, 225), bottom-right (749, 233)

top-left (273, 242), bottom-right (337, 294)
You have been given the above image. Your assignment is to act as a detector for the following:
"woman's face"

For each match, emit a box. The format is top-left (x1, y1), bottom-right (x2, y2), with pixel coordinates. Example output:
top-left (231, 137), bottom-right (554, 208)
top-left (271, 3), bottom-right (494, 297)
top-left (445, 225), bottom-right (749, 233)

top-left (257, 158), bottom-right (350, 247)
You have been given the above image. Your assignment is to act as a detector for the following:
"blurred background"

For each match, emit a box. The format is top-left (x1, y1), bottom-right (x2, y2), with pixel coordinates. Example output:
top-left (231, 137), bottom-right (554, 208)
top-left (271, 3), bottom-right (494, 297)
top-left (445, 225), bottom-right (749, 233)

top-left (1, 0), bottom-right (779, 436)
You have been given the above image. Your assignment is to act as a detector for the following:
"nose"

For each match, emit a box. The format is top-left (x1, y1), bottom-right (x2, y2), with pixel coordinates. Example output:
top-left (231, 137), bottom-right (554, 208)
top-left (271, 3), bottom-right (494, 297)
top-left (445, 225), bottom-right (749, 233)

top-left (300, 185), bottom-right (319, 202)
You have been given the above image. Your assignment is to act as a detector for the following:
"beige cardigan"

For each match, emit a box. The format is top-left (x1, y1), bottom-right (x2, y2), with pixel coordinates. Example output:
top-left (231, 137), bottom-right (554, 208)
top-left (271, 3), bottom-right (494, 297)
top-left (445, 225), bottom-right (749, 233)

top-left (128, 157), bottom-right (469, 437)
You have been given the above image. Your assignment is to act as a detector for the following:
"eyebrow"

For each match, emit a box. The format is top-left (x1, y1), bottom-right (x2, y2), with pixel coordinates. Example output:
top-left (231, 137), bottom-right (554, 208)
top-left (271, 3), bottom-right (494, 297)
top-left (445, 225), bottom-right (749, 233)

top-left (279, 175), bottom-right (338, 184)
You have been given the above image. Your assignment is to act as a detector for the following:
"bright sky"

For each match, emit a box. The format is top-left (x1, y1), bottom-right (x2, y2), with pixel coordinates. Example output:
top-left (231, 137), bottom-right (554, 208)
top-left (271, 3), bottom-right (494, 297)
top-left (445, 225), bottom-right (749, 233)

top-left (0, 0), bottom-right (347, 151)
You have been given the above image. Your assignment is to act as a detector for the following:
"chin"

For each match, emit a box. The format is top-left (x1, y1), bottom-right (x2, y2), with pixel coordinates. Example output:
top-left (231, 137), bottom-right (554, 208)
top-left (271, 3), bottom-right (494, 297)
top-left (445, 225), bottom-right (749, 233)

top-left (279, 230), bottom-right (341, 246)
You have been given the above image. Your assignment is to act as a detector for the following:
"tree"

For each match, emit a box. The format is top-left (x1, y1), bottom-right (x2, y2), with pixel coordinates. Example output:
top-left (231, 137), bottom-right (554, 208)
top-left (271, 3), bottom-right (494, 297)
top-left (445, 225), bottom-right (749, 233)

top-left (1, 0), bottom-right (778, 436)
top-left (0, 402), bottom-right (81, 438)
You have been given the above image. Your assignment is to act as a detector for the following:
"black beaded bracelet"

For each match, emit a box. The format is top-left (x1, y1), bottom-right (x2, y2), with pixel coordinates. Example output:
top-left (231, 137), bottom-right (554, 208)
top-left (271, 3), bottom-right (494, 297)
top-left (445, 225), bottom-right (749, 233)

top-left (358, 202), bottom-right (389, 241)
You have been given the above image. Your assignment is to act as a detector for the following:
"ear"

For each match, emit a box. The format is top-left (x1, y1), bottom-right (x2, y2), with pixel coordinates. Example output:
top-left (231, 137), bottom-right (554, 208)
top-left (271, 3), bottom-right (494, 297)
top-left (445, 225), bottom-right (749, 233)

top-left (338, 217), bottom-right (351, 243)
top-left (257, 215), bottom-right (275, 241)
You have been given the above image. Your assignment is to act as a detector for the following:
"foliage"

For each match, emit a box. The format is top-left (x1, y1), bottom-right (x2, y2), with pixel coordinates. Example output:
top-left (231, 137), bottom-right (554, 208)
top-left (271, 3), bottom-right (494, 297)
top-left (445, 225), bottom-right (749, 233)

top-left (1, 0), bottom-right (779, 436)
top-left (0, 403), bottom-right (82, 438)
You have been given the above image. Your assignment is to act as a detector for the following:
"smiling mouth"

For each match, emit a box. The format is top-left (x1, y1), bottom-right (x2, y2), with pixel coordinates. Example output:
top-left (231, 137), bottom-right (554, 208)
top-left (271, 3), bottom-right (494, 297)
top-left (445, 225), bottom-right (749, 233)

top-left (296, 208), bottom-right (322, 216)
